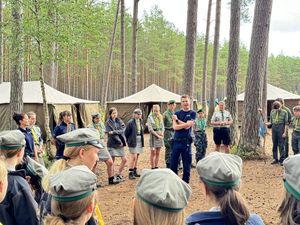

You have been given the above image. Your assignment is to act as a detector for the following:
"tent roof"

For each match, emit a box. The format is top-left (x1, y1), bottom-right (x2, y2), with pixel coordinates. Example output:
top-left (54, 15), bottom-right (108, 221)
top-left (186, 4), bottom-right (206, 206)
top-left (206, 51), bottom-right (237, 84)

top-left (111, 84), bottom-right (183, 103)
top-left (237, 84), bottom-right (300, 101)
top-left (0, 81), bottom-right (98, 104)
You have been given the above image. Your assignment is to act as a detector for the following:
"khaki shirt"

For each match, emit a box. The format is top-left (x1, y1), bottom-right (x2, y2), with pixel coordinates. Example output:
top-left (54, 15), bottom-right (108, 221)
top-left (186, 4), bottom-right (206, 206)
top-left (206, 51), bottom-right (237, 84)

top-left (211, 110), bottom-right (232, 128)
top-left (163, 109), bottom-right (174, 130)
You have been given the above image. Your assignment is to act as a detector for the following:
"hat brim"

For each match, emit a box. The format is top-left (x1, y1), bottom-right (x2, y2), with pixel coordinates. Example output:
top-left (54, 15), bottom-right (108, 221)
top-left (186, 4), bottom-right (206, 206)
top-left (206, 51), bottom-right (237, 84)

top-left (90, 142), bottom-right (104, 149)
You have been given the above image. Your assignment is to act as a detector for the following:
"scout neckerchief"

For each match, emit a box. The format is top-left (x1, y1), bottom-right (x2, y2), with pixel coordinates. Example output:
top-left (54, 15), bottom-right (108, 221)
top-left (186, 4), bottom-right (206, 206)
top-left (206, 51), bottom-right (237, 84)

top-left (136, 119), bottom-right (141, 134)
top-left (275, 110), bottom-right (280, 123)
top-left (67, 123), bottom-right (71, 133)
top-left (95, 202), bottom-right (105, 225)
top-left (195, 118), bottom-right (206, 130)
top-left (93, 122), bottom-right (104, 139)
top-left (31, 127), bottom-right (39, 145)
top-left (154, 114), bottom-right (160, 129)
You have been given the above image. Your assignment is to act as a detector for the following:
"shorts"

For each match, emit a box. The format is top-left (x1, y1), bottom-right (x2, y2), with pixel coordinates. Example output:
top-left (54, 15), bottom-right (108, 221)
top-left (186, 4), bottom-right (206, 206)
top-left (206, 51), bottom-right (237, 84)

top-left (108, 147), bottom-right (125, 157)
top-left (129, 136), bottom-right (144, 154)
top-left (98, 148), bottom-right (112, 162)
top-left (213, 127), bottom-right (231, 145)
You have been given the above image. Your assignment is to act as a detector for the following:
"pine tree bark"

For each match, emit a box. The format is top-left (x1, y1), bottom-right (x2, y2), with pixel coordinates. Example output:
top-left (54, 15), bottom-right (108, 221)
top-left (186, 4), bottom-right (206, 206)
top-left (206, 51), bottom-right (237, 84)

top-left (183, 0), bottom-right (198, 105)
top-left (238, 0), bottom-right (273, 155)
top-left (226, 0), bottom-right (240, 146)
top-left (201, 0), bottom-right (212, 107)
top-left (208, 0), bottom-right (221, 121)
top-left (103, 0), bottom-right (120, 105)
top-left (10, 0), bottom-right (23, 129)
top-left (120, 0), bottom-right (126, 98)
top-left (131, 0), bottom-right (139, 94)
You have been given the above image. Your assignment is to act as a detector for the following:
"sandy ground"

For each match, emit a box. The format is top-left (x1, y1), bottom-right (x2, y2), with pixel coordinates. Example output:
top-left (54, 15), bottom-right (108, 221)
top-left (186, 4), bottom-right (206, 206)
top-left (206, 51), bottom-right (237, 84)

top-left (95, 128), bottom-right (287, 225)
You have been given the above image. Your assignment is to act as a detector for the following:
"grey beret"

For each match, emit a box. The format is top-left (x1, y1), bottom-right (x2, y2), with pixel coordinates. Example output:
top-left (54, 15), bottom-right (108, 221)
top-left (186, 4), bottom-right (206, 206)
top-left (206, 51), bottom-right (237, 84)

top-left (91, 113), bottom-right (100, 119)
top-left (49, 165), bottom-right (97, 202)
top-left (57, 128), bottom-right (103, 149)
top-left (133, 108), bottom-right (142, 115)
top-left (25, 156), bottom-right (48, 181)
top-left (0, 130), bottom-right (26, 150)
top-left (283, 154), bottom-right (300, 200)
top-left (196, 152), bottom-right (242, 188)
top-left (136, 168), bottom-right (192, 212)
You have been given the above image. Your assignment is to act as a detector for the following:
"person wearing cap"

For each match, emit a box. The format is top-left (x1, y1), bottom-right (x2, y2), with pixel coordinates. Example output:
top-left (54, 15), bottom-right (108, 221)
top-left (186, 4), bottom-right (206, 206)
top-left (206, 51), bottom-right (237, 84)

top-left (0, 130), bottom-right (39, 225)
top-left (163, 100), bottom-right (177, 168)
top-left (291, 105), bottom-right (300, 155)
top-left (27, 111), bottom-right (45, 165)
top-left (171, 95), bottom-right (196, 183)
top-left (87, 113), bottom-right (119, 185)
top-left (52, 110), bottom-right (76, 160)
top-left (276, 98), bottom-right (292, 158)
top-left (147, 104), bottom-right (165, 169)
top-left (266, 101), bottom-right (288, 165)
top-left (106, 107), bottom-right (127, 181)
top-left (133, 168), bottom-right (192, 225)
top-left (125, 108), bottom-right (144, 179)
top-left (278, 154), bottom-right (300, 224)
top-left (186, 152), bottom-right (264, 225)
top-left (41, 128), bottom-right (102, 225)
top-left (211, 101), bottom-right (233, 153)
top-left (44, 165), bottom-right (97, 225)
top-left (12, 112), bottom-right (37, 160)
top-left (194, 108), bottom-right (207, 162)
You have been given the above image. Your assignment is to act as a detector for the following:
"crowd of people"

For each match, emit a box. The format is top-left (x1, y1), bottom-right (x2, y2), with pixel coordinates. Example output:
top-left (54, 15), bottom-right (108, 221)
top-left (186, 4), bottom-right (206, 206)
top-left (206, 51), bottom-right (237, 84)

top-left (0, 94), bottom-right (300, 224)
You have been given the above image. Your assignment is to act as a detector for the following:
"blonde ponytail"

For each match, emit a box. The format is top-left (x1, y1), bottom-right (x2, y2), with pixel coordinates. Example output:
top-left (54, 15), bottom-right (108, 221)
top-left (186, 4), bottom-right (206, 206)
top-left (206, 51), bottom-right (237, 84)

top-left (43, 215), bottom-right (65, 225)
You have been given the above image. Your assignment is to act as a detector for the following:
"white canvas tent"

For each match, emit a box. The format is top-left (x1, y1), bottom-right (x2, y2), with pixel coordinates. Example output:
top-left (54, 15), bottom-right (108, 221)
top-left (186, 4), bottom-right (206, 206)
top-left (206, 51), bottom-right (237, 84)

top-left (0, 81), bottom-right (100, 135)
top-left (107, 84), bottom-right (193, 123)
top-left (237, 84), bottom-right (300, 119)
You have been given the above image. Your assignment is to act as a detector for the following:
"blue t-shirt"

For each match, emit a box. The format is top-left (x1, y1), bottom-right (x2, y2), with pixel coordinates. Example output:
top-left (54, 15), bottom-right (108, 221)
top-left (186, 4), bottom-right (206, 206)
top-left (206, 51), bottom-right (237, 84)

top-left (174, 109), bottom-right (196, 140)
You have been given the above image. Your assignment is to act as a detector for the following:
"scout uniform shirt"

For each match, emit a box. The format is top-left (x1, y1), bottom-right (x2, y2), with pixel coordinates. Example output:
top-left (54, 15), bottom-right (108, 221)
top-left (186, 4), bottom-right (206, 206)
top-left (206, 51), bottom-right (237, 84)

top-left (194, 118), bottom-right (206, 131)
top-left (282, 105), bottom-right (292, 124)
top-left (88, 122), bottom-right (105, 140)
top-left (163, 109), bottom-right (174, 131)
top-left (292, 117), bottom-right (300, 134)
top-left (270, 109), bottom-right (288, 126)
top-left (211, 110), bottom-right (232, 128)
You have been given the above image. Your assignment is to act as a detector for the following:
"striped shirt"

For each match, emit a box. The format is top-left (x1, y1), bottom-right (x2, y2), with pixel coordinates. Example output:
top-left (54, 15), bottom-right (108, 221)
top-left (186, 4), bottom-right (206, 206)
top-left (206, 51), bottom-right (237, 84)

top-left (211, 110), bottom-right (232, 128)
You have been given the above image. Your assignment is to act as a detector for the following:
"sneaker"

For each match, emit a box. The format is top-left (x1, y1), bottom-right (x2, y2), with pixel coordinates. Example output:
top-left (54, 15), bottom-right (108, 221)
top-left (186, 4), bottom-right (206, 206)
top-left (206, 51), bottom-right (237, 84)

top-left (108, 177), bottom-right (120, 185)
top-left (129, 172), bottom-right (136, 180)
top-left (134, 170), bottom-right (141, 177)
top-left (115, 174), bottom-right (125, 182)
top-left (271, 160), bottom-right (278, 165)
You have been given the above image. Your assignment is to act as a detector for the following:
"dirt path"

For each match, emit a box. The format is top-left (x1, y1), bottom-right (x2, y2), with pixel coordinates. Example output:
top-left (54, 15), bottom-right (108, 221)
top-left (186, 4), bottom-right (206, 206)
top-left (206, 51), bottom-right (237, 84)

top-left (95, 128), bottom-right (286, 225)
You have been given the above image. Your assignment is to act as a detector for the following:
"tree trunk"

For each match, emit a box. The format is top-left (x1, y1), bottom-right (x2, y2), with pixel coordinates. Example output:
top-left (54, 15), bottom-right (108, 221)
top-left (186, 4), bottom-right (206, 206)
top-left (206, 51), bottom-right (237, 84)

top-left (201, 0), bottom-right (212, 108)
top-left (120, 0), bottom-right (126, 98)
top-left (183, 0), bottom-right (198, 102)
top-left (103, 0), bottom-right (120, 106)
top-left (32, 0), bottom-right (54, 158)
top-left (208, 0), bottom-right (221, 121)
top-left (238, 0), bottom-right (273, 155)
top-left (10, 0), bottom-right (23, 129)
top-left (226, 0), bottom-right (240, 146)
top-left (0, 0), bottom-right (3, 83)
top-left (85, 48), bottom-right (89, 99)
top-left (131, 0), bottom-right (139, 94)
top-left (262, 62), bottom-right (268, 120)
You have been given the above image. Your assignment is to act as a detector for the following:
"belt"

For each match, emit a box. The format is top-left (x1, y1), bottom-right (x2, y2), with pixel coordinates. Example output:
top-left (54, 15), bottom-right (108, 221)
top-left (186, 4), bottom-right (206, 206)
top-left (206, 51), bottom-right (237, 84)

top-left (153, 129), bottom-right (162, 131)
top-left (165, 128), bottom-right (174, 131)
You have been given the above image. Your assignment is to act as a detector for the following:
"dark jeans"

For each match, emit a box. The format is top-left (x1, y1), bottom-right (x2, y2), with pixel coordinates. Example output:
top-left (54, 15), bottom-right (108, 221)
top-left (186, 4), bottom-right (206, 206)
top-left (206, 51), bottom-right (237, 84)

top-left (272, 124), bottom-right (285, 162)
top-left (284, 129), bottom-right (289, 158)
top-left (292, 132), bottom-right (300, 155)
top-left (170, 140), bottom-right (192, 183)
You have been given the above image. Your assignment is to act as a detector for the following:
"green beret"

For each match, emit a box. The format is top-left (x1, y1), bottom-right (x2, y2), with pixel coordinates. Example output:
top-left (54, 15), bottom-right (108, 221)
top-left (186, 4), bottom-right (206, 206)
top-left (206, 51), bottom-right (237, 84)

top-left (283, 154), bottom-right (300, 200)
top-left (49, 165), bottom-right (97, 202)
top-left (196, 152), bottom-right (242, 188)
top-left (57, 128), bottom-right (103, 149)
top-left (136, 168), bottom-right (192, 212)
top-left (0, 130), bottom-right (25, 150)
top-left (197, 109), bottom-right (204, 113)
top-left (168, 100), bottom-right (176, 104)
